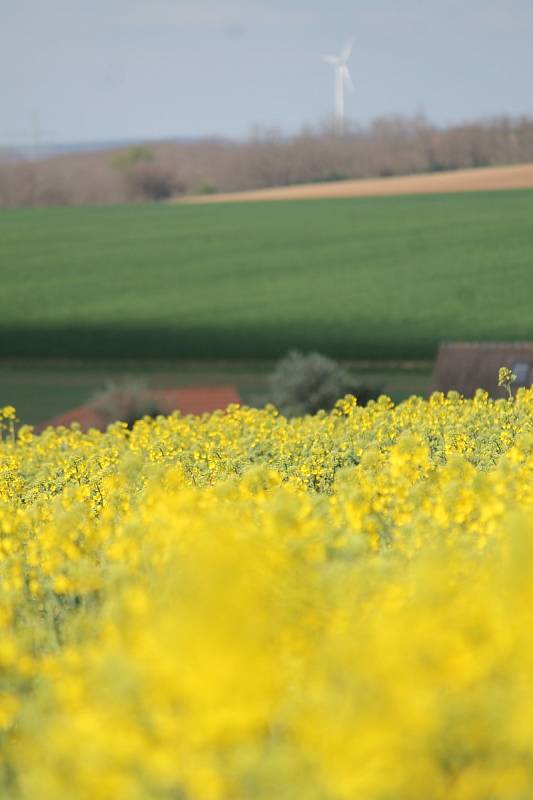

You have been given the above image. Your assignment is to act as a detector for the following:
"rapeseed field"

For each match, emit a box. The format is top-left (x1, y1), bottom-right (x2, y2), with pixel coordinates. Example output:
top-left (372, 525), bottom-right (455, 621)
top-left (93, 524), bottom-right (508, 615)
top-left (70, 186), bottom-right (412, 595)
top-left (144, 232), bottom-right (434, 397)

top-left (0, 387), bottom-right (532, 799)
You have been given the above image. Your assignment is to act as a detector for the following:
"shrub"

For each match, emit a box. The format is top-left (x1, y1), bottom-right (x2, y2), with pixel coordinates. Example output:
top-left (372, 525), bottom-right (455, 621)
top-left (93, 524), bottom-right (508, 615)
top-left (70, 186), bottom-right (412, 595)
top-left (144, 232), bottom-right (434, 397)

top-left (266, 350), bottom-right (379, 416)
top-left (91, 378), bottom-right (163, 428)
top-left (124, 164), bottom-right (180, 201)
top-left (111, 146), bottom-right (183, 201)
top-left (195, 182), bottom-right (218, 195)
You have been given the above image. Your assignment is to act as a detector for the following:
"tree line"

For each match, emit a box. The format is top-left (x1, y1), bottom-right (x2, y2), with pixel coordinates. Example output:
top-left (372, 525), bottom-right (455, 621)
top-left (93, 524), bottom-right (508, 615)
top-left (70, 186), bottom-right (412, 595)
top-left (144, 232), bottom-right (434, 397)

top-left (1, 114), bottom-right (533, 207)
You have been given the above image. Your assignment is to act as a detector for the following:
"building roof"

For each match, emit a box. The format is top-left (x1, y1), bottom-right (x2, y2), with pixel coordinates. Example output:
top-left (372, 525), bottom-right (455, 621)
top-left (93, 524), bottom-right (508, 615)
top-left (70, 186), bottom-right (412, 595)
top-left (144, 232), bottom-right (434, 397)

top-left (36, 386), bottom-right (241, 432)
top-left (431, 342), bottom-right (533, 397)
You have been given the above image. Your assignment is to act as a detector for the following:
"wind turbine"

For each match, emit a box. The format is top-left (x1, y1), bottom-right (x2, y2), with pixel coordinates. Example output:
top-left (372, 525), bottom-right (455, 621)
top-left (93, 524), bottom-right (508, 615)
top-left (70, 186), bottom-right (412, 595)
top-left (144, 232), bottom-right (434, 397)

top-left (321, 41), bottom-right (354, 134)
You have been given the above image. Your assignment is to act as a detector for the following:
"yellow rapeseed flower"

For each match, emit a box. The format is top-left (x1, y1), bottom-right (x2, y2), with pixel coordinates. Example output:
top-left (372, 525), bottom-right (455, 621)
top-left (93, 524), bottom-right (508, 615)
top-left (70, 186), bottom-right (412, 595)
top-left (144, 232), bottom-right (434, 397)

top-left (0, 389), bottom-right (531, 798)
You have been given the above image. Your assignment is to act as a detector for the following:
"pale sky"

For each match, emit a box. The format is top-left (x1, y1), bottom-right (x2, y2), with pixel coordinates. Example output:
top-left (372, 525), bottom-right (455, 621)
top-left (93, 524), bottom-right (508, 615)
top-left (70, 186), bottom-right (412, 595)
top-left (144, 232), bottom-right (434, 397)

top-left (2, 0), bottom-right (533, 145)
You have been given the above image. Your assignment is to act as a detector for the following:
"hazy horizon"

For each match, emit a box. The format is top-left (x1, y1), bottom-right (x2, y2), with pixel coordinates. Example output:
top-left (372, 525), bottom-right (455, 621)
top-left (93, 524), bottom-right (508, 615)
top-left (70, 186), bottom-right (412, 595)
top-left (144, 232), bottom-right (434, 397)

top-left (2, 0), bottom-right (533, 148)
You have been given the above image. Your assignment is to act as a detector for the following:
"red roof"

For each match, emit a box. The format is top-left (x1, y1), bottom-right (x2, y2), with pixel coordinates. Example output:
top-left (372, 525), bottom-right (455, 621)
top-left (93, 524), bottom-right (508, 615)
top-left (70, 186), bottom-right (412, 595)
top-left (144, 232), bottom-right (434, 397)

top-left (36, 386), bottom-right (241, 432)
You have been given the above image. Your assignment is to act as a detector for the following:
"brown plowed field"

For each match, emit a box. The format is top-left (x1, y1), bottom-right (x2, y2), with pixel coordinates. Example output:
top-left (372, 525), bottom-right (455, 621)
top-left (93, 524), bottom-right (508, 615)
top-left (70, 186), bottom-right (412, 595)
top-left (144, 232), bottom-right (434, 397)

top-left (178, 163), bottom-right (533, 204)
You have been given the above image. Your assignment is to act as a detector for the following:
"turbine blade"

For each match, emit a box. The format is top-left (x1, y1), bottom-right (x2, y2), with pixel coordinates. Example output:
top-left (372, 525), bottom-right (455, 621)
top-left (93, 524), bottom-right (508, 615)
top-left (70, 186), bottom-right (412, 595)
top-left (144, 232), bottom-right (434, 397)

top-left (321, 55), bottom-right (338, 64)
top-left (340, 39), bottom-right (353, 62)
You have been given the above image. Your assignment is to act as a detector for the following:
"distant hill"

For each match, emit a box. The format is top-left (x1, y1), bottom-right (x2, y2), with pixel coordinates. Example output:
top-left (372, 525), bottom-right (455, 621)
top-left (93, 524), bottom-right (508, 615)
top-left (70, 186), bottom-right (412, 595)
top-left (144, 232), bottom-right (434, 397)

top-left (0, 136), bottom-right (201, 161)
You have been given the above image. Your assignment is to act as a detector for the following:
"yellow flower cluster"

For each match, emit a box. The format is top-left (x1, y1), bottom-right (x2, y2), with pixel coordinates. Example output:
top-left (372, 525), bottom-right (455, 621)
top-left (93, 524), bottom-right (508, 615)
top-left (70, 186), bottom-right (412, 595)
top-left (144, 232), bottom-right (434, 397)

top-left (0, 388), bottom-right (532, 799)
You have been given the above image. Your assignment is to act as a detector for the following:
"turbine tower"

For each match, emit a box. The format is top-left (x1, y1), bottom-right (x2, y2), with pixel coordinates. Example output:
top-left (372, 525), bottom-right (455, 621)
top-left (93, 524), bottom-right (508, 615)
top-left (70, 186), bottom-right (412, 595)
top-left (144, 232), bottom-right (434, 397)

top-left (321, 41), bottom-right (354, 134)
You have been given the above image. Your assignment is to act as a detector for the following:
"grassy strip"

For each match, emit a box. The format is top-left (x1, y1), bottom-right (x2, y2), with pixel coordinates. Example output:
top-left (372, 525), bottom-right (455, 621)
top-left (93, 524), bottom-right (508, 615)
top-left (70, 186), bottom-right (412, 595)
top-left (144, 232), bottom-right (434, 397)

top-left (0, 363), bottom-right (432, 426)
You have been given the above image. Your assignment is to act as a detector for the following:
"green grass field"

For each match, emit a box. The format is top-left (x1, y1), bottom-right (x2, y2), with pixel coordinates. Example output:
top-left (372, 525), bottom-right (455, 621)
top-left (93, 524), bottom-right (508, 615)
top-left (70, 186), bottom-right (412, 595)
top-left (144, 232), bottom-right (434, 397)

top-left (1, 190), bottom-right (532, 361)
